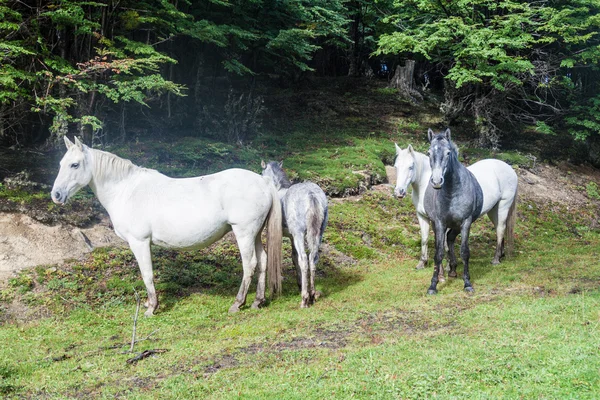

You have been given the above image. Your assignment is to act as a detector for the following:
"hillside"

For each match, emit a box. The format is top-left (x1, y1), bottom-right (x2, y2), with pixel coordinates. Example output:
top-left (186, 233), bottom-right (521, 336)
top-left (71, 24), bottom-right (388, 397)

top-left (0, 79), bottom-right (599, 398)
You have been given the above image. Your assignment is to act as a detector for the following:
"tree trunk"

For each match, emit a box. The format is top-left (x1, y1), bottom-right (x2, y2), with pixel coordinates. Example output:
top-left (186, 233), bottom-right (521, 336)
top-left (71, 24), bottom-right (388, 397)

top-left (389, 60), bottom-right (415, 91)
top-left (347, 2), bottom-right (361, 77)
top-left (389, 60), bottom-right (422, 102)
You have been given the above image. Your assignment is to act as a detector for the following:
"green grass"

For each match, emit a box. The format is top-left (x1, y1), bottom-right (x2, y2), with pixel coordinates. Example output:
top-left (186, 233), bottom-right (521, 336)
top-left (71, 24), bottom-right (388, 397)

top-left (0, 187), bottom-right (598, 398)
top-left (1, 82), bottom-right (599, 398)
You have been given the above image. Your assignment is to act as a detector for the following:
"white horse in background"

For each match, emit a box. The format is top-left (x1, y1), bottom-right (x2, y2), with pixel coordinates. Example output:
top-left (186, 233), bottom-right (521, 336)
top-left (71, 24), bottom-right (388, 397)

top-left (393, 140), bottom-right (518, 269)
top-left (52, 137), bottom-right (282, 316)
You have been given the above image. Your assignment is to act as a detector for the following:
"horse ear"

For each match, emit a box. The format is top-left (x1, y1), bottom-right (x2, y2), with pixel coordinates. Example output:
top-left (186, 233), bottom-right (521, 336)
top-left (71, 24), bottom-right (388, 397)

top-left (63, 136), bottom-right (74, 150)
top-left (443, 128), bottom-right (451, 141)
top-left (394, 143), bottom-right (402, 155)
top-left (408, 144), bottom-right (414, 154)
top-left (427, 128), bottom-right (435, 142)
top-left (261, 160), bottom-right (266, 169)
top-left (278, 160), bottom-right (283, 168)
top-left (74, 136), bottom-right (84, 150)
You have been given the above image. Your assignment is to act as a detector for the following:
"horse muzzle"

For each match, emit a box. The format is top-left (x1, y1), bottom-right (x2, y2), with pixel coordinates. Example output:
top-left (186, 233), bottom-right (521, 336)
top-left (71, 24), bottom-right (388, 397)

top-left (394, 188), bottom-right (406, 199)
top-left (51, 189), bottom-right (66, 205)
top-left (430, 178), bottom-right (444, 189)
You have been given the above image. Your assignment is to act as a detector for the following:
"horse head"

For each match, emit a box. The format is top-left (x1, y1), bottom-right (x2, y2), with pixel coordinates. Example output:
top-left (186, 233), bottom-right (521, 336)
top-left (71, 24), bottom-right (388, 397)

top-left (261, 160), bottom-right (290, 190)
top-left (51, 136), bottom-right (93, 204)
top-left (427, 128), bottom-right (456, 189)
top-left (393, 143), bottom-right (417, 199)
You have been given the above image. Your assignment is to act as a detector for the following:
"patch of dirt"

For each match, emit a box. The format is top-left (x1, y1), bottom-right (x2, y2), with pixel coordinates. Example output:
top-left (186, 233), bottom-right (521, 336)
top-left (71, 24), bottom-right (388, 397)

top-left (0, 212), bottom-right (123, 282)
top-left (319, 243), bottom-right (356, 267)
top-left (517, 163), bottom-right (600, 207)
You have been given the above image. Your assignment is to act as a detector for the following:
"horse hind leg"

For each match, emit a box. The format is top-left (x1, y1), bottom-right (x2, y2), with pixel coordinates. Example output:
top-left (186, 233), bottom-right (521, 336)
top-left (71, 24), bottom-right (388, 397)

top-left (291, 234), bottom-right (310, 308)
top-left (229, 226), bottom-right (259, 313)
top-left (251, 235), bottom-right (267, 310)
top-left (291, 242), bottom-right (302, 291)
top-left (307, 232), bottom-right (323, 305)
top-left (129, 238), bottom-right (158, 317)
top-left (488, 203), bottom-right (506, 265)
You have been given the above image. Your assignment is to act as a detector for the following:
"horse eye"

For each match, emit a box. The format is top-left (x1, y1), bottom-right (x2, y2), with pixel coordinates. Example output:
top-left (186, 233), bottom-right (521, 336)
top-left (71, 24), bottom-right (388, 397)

top-left (71, 163), bottom-right (79, 169)
top-left (408, 166), bottom-right (414, 170)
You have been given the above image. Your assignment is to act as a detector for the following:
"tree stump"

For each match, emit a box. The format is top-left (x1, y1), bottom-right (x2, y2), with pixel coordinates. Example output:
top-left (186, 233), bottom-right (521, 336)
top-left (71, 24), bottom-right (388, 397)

top-left (389, 60), bottom-right (423, 102)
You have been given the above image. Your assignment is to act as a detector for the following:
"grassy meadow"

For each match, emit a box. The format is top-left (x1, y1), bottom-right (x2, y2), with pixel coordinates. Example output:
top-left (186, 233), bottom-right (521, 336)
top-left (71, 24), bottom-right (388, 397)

top-left (1, 80), bottom-right (599, 398)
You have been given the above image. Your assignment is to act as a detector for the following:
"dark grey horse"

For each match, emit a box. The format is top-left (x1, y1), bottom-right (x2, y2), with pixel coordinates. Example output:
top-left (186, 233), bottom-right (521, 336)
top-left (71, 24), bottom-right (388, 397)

top-left (261, 160), bottom-right (329, 308)
top-left (423, 128), bottom-right (484, 294)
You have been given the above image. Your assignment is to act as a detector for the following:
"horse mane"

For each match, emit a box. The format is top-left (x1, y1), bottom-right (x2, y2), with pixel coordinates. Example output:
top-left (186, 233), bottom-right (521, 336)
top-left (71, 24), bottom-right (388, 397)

top-left (90, 148), bottom-right (144, 182)
top-left (433, 134), bottom-right (459, 159)
top-left (266, 161), bottom-right (292, 189)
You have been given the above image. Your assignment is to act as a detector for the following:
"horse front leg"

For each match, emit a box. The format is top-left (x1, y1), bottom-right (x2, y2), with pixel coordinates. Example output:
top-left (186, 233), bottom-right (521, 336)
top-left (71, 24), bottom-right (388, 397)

top-left (416, 213), bottom-right (429, 270)
top-left (446, 229), bottom-right (459, 278)
top-left (129, 239), bottom-right (158, 317)
top-left (428, 222), bottom-right (446, 295)
top-left (460, 221), bottom-right (474, 292)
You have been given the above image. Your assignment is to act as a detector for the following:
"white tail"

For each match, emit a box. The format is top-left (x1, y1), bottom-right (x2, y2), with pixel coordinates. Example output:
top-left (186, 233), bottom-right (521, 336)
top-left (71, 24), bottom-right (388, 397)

top-left (266, 180), bottom-right (283, 297)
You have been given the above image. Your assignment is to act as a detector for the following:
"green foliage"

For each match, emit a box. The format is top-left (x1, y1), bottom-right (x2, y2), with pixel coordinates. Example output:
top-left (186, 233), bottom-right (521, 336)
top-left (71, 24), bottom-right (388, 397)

top-left (377, 0), bottom-right (600, 145)
top-left (585, 182), bottom-right (600, 200)
top-left (565, 93), bottom-right (600, 141)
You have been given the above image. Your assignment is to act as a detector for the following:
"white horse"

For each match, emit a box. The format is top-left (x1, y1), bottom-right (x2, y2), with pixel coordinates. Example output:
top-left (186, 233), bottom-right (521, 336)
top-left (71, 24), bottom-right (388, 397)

top-left (51, 137), bottom-right (282, 316)
top-left (393, 141), bottom-right (518, 268)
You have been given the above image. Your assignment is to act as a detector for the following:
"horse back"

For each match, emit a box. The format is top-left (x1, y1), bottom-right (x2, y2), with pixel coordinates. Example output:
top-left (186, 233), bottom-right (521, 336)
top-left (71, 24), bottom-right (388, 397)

top-left (281, 182), bottom-right (327, 234)
top-left (468, 159), bottom-right (518, 216)
top-left (112, 168), bottom-right (273, 247)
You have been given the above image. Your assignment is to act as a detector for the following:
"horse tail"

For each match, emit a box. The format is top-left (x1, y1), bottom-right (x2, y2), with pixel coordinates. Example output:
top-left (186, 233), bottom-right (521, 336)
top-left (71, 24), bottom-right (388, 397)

top-left (306, 194), bottom-right (328, 260)
top-left (265, 178), bottom-right (283, 297)
top-left (505, 184), bottom-right (518, 257)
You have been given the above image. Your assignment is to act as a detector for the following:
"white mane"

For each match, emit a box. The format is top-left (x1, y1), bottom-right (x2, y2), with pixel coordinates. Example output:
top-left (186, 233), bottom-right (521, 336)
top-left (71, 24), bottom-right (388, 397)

top-left (90, 148), bottom-right (146, 183)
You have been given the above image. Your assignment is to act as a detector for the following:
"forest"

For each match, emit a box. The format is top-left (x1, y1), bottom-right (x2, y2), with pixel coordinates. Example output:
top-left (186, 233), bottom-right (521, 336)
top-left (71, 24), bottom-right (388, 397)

top-left (1, 0), bottom-right (599, 163)
top-left (1, 1), bottom-right (600, 398)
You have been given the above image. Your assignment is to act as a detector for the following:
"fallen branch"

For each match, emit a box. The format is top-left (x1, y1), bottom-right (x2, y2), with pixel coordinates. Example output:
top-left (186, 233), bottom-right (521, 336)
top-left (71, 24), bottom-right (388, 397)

top-left (126, 349), bottom-right (169, 365)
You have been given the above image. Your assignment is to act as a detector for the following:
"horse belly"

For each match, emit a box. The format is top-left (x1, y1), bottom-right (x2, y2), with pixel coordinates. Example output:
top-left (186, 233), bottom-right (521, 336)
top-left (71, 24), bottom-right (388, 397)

top-left (151, 220), bottom-right (231, 250)
top-left (148, 200), bottom-right (231, 249)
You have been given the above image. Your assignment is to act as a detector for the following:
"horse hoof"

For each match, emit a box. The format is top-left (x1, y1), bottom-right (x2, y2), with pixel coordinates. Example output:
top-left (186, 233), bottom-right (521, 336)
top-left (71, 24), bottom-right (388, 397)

top-left (313, 290), bottom-right (322, 300)
top-left (415, 262), bottom-right (426, 270)
top-left (427, 289), bottom-right (438, 295)
top-left (143, 309), bottom-right (154, 318)
top-left (251, 300), bottom-right (264, 310)
top-left (491, 259), bottom-right (500, 265)
top-left (448, 271), bottom-right (457, 278)
top-left (228, 304), bottom-right (241, 313)
top-left (300, 301), bottom-right (310, 309)
top-left (464, 286), bottom-right (474, 293)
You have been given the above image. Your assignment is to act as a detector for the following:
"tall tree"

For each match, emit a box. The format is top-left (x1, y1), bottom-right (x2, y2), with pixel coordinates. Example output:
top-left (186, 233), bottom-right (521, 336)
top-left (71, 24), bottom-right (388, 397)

top-left (377, 0), bottom-right (600, 149)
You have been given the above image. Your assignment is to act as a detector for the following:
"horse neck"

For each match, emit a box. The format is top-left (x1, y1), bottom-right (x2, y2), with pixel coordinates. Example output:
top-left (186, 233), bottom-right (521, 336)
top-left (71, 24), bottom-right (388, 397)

top-left (412, 152), bottom-right (431, 193)
top-left (274, 173), bottom-right (292, 190)
top-left (87, 149), bottom-right (141, 208)
top-left (442, 153), bottom-right (464, 193)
